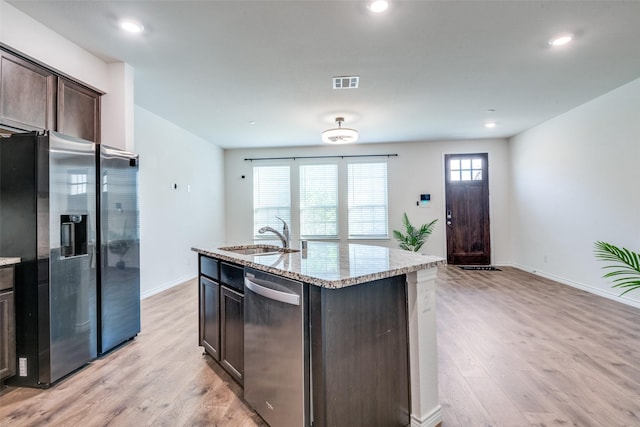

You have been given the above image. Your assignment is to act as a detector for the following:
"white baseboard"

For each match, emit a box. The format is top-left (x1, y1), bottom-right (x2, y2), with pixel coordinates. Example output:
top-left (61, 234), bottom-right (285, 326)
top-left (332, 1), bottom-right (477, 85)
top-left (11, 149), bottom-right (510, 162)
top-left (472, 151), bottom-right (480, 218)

top-left (511, 264), bottom-right (640, 309)
top-left (411, 405), bottom-right (442, 427)
top-left (141, 274), bottom-right (197, 300)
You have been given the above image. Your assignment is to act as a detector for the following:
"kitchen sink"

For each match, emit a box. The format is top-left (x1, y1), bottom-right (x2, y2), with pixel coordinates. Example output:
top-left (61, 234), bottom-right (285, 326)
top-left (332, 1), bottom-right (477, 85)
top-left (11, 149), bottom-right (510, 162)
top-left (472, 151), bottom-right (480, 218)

top-left (218, 245), bottom-right (299, 256)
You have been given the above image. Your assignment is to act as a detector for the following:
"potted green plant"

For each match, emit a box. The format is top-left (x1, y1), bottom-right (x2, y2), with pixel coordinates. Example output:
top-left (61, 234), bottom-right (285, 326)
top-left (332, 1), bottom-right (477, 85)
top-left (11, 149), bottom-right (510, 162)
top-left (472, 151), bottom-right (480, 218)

top-left (393, 212), bottom-right (437, 252)
top-left (594, 241), bottom-right (640, 296)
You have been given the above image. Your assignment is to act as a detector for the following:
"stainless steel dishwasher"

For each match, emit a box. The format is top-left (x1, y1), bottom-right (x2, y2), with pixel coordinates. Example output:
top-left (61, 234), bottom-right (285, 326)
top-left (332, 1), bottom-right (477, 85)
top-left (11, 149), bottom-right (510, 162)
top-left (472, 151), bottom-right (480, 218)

top-left (244, 268), bottom-right (309, 427)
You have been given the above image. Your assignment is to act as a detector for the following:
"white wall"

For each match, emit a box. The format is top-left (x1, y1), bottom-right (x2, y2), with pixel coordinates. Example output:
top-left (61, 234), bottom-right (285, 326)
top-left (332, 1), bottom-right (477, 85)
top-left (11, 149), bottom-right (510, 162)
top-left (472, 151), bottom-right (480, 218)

top-left (510, 77), bottom-right (640, 307)
top-left (224, 138), bottom-right (511, 264)
top-left (102, 62), bottom-right (135, 151)
top-left (0, 1), bottom-right (107, 91)
top-left (135, 106), bottom-right (225, 298)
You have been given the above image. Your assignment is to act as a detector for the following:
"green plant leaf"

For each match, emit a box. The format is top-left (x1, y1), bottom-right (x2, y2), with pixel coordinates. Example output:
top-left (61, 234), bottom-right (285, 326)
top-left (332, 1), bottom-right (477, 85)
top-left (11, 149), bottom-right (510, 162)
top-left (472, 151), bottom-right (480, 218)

top-left (393, 213), bottom-right (438, 252)
top-left (594, 241), bottom-right (640, 296)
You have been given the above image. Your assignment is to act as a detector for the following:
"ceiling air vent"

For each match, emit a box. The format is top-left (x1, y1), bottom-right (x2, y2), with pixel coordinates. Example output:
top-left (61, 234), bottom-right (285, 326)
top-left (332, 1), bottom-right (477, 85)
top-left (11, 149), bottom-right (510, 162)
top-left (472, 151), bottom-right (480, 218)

top-left (333, 76), bottom-right (359, 89)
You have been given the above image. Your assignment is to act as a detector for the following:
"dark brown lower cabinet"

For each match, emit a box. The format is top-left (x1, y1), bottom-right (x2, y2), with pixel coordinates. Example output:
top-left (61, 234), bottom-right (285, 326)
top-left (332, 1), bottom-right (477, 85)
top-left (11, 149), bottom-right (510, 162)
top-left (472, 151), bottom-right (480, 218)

top-left (198, 255), bottom-right (244, 385)
top-left (0, 289), bottom-right (16, 381)
top-left (220, 286), bottom-right (244, 384)
top-left (310, 275), bottom-right (410, 427)
top-left (199, 276), bottom-right (220, 360)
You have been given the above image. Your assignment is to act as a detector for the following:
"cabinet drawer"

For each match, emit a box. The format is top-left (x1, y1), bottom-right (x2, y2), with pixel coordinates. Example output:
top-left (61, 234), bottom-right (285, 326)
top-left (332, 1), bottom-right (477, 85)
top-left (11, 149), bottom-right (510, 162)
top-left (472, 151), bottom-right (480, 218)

top-left (220, 262), bottom-right (244, 293)
top-left (0, 267), bottom-right (14, 291)
top-left (200, 256), bottom-right (219, 281)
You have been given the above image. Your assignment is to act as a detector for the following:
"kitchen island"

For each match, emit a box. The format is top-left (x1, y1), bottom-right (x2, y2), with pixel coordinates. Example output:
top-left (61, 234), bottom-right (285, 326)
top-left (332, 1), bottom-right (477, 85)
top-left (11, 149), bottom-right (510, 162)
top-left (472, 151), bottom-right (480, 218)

top-left (192, 242), bottom-right (445, 427)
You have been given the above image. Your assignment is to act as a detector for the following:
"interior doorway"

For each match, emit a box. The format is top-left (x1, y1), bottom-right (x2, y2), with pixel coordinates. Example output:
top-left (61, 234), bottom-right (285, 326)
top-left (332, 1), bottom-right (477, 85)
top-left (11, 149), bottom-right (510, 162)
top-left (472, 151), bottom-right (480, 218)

top-left (444, 153), bottom-right (491, 265)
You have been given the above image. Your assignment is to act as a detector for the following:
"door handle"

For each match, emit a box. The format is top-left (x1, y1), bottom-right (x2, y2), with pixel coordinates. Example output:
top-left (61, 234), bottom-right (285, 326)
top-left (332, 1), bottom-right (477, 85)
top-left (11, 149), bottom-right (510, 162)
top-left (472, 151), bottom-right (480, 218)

top-left (245, 277), bottom-right (300, 306)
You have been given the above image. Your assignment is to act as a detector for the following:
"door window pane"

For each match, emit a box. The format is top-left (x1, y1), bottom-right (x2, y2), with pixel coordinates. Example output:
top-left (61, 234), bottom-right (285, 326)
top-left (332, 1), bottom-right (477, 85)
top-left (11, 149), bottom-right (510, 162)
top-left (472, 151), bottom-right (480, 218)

top-left (450, 157), bottom-right (483, 181)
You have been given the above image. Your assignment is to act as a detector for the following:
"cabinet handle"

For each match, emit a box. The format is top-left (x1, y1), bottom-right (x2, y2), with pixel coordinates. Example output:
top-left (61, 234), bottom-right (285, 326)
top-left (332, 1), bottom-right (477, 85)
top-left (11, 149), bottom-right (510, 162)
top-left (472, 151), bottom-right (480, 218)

top-left (245, 278), bottom-right (300, 306)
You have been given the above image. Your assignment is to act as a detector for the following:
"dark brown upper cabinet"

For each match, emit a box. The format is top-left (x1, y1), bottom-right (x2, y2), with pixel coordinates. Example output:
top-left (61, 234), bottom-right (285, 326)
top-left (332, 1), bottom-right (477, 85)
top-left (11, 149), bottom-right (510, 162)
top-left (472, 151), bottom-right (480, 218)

top-left (0, 50), bottom-right (56, 132)
top-left (58, 77), bottom-right (100, 143)
top-left (0, 48), bottom-right (101, 142)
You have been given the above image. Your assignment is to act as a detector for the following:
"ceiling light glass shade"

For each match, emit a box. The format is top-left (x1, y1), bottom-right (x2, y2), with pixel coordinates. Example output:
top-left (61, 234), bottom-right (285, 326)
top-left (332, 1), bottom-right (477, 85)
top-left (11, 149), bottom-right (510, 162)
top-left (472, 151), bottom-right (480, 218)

top-left (322, 117), bottom-right (359, 144)
top-left (549, 33), bottom-right (573, 46)
top-left (120, 20), bottom-right (144, 33)
top-left (369, 0), bottom-right (389, 13)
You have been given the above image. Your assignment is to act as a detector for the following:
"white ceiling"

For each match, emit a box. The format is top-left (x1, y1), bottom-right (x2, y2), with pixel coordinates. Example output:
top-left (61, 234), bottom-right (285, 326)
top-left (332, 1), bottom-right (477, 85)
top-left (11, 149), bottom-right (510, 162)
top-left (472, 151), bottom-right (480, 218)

top-left (8, 0), bottom-right (640, 149)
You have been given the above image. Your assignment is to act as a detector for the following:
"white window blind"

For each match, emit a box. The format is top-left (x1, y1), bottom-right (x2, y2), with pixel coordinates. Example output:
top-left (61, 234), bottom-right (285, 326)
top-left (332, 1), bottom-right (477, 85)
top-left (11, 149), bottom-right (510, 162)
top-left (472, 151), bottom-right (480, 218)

top-left (299, 164), bottom-right (338, 238)
top-left (253, 165), bottom-right (291, 237)
top-left (348, 162), bottom-right (388, 238)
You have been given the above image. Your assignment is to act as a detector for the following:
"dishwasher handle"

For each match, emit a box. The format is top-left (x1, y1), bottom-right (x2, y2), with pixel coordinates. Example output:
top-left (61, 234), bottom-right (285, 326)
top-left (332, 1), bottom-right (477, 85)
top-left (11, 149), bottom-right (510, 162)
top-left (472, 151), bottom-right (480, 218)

top-left (245, 277), bottom-right (300, 306)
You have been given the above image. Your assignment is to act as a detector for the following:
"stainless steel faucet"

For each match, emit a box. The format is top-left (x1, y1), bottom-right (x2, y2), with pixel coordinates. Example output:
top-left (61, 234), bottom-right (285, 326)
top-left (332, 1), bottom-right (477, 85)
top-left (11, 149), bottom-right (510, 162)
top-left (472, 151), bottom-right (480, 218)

top-left (258, 216), bottom-right (290, 248)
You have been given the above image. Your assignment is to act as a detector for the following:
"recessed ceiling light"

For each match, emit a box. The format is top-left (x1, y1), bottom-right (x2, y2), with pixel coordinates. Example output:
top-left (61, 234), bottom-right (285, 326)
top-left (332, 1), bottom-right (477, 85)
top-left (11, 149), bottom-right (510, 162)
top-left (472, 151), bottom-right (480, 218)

top-left (484, 122), bottom-right (497, 129)
top-left (368, 0), bottom-right (389, 13)
top-left (120, 19), bottom-right (144, 34)
top-left (548, 33), bottom-right (573, 46)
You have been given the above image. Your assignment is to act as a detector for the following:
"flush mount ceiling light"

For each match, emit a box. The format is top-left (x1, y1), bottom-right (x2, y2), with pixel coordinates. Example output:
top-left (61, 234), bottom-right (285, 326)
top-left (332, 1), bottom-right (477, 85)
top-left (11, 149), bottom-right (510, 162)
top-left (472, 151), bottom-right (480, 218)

top-left (120, 19), bottom-right (144, 34)
top-left (484, 121), bottom-right (497, 129)
top-left (322, 117), bottom-right (359, 144)
top-left (548, 33), bottom-right (573, 46)
top-left (368, 0), bottom-right (389, 13)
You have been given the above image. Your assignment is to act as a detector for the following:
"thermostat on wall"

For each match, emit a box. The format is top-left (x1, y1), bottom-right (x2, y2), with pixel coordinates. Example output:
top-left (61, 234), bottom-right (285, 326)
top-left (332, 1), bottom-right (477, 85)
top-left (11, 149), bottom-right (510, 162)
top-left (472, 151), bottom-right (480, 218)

top-left (417, 194), bottom-right (431, 207)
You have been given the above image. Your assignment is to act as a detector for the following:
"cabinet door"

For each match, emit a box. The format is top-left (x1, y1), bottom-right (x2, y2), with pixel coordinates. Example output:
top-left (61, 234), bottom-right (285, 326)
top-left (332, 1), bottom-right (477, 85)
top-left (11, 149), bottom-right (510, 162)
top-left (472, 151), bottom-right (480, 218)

top-left (0, 290), bottom-right (16, 380)
top-left (0, 51), bottom-right (56, 131)
top-left (220, 286), bottom-right (244, 384)
top-left (57, 77), bottom-right (100, 142)
top-left (200, 276), bottom-right (220, 361)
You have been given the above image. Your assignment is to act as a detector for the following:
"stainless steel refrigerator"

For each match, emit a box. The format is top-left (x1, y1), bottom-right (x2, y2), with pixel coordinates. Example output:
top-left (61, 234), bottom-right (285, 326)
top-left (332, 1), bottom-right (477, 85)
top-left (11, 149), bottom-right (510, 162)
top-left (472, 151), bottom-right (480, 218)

top-left (96, 144), bottom-right (140, 354)
top-left (0, 131), bottom-right (97, 387)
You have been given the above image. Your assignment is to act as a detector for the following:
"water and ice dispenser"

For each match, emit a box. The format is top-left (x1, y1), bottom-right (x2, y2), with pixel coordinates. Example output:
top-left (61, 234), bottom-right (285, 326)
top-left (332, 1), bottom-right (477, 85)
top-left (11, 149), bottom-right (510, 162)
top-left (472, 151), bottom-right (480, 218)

top-left (60, 214), bottom-right (88, 257)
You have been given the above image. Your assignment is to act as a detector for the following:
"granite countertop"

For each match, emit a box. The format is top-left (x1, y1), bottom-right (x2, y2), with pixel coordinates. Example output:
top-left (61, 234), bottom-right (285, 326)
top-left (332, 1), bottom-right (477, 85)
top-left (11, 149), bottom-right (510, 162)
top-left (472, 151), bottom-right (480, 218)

top-left (192, 242), bottom-right (445, 289)
top-left (0, 257), bottom-right (21, 267)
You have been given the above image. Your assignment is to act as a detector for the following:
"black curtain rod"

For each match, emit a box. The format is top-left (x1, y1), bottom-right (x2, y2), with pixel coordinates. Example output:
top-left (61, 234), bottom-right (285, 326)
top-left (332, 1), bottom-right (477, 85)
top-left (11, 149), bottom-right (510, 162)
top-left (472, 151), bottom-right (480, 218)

top-left (244, 154), bottom-right (398, 161)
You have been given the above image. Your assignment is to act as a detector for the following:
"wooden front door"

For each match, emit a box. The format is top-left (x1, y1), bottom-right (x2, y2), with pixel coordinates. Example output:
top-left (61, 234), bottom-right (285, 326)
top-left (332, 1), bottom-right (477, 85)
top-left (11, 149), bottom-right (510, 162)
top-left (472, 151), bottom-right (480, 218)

top-left (444, 153), bottom-right (491, 265)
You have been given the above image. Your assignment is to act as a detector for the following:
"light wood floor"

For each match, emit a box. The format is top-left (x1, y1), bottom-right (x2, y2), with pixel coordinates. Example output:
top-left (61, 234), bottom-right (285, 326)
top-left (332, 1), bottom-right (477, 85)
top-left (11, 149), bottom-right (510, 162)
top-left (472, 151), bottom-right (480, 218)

top-left (437, 266), bottom-right (640, 427)
top-left (1, 266), bottom-right (639, 426)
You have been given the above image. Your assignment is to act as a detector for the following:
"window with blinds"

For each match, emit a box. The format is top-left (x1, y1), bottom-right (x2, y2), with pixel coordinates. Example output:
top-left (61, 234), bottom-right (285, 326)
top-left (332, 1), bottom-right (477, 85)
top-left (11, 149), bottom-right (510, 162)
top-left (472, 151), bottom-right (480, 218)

top-left (253, 165), bottom-right (291, 237)
top-left (348, 162), bottom-right (388, 238)
top-left (299, 164), bottom-right (338, 238)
